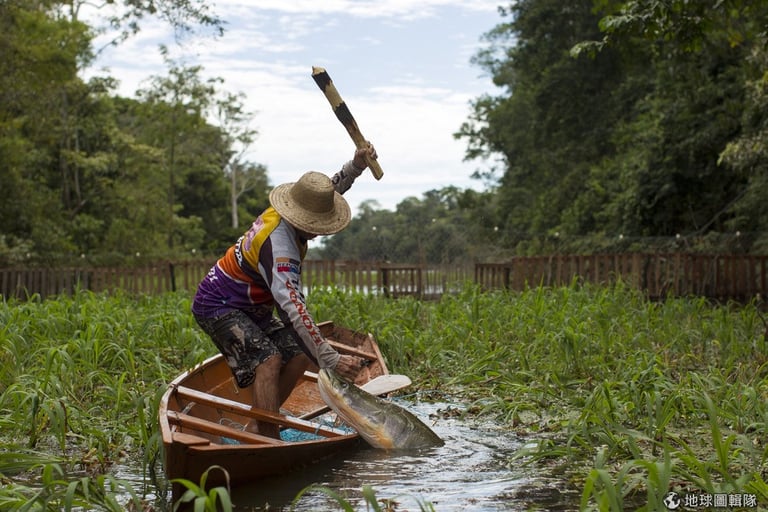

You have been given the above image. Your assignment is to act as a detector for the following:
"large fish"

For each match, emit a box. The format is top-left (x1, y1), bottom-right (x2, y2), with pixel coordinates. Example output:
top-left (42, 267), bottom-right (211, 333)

top-left (317, 368), bottom-right (444, 449)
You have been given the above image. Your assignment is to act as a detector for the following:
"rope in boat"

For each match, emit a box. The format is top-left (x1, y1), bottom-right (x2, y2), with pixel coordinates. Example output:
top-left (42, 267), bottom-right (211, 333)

top-left (218, 416), bottom-right (354, 445)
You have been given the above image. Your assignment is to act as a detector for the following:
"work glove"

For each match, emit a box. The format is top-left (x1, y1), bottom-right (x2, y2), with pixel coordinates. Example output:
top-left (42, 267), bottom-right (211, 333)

top-left (335, 353), bottom-right (366, 381)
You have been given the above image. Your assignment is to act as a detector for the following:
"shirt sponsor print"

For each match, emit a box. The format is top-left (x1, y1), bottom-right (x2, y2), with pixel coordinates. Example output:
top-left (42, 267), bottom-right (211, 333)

top-left (243, 217), bottom-right (265, 252)
top-left (285, 279), bottom-right (323, 345)
top-left (276, 257), bottom-right (301, 274)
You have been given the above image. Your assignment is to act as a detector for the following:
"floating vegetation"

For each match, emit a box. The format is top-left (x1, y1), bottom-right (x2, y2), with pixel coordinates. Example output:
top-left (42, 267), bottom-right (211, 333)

top-left (312, 283), bottom-right (768, 509)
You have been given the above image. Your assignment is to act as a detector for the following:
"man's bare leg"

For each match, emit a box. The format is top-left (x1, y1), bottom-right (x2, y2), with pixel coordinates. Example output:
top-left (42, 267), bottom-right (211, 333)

top-left (278, 353), bottom-right (310, 404)
top-left (246, 354), bottom-right (281, 438)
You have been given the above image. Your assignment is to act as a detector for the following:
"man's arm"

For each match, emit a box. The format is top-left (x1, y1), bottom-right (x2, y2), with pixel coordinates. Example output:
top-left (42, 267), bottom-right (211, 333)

top-left (331, 144), bottom-right (378, 194)
top-left (259, 223), bottom-right (363, 379)
top-left (259, 226), bottom-right (339, 369)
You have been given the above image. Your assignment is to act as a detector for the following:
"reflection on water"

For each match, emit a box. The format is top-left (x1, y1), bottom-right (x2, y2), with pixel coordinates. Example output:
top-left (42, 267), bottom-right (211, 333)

top-left (119, 398), bottom-right (579, 511)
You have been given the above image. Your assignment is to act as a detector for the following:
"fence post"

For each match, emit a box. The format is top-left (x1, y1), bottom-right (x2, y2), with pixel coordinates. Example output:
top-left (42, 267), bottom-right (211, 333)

top-left (381, 265), bottom-right (390, 297)
top-left (417, 264), bottom-right (424, 299)
top-left (168, 262), bottom-right (176, 292)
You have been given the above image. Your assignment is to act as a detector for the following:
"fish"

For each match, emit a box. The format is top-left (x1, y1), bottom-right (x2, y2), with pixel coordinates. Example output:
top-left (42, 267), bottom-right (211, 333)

top-left (317, 368), bottom-right (444, 449)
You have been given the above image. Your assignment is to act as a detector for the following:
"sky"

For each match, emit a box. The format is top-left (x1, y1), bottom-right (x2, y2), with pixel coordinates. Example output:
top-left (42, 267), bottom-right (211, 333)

top-left (81, 0), bottom-right (505, 217)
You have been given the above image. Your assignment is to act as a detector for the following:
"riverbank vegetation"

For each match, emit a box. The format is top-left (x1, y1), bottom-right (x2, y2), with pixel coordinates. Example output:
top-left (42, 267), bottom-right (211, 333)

top-left (1, 284), bottom-right (765, 510)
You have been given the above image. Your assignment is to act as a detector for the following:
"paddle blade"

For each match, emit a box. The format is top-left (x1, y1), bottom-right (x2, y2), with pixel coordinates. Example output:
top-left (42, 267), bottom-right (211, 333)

top-left (359, 374), bottom-right (412, 396)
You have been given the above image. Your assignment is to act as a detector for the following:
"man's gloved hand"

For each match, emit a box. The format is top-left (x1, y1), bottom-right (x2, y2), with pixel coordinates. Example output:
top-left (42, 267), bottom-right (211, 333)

top-left (352, 142), bottom-right (378, 170)
top-left (335, 354), bottom-right (365, 381)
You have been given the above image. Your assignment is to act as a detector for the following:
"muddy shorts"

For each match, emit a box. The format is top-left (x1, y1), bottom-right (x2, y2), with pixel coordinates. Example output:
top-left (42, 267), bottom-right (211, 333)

top-left (194, 310), bottom-right (305, 388)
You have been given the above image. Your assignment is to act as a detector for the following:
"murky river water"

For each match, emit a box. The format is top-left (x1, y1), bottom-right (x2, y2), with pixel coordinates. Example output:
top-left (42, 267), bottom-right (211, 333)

top-left (118, 398), bottom-right (578, 511)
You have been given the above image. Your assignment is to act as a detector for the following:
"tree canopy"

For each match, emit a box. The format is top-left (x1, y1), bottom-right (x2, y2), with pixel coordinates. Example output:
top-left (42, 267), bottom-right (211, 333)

top-left (2, 0), bottom-right (767, 267)
top-left (0, 0), bottom-right (262, 266)
top-left (453, 0), bottom-right (768, 255)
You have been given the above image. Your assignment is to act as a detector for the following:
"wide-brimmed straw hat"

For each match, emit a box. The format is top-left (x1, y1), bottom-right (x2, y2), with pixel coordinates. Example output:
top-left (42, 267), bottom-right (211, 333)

top-left (269, 171), bottom-right (351, 235)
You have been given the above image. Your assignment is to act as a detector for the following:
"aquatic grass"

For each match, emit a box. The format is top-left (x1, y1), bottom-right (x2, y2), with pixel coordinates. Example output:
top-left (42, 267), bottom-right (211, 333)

top-left (746, 473), bottom-right (768, 504)
top-left (310, 282), bottom-right (767, 509)
top-left (0, 451), bottom-right (65, 475)
top-left (0, 290), bottom-right (209, 509)
top-left (0, 461), bottom-right (142, 512)
top-left (171, 465), bottom-right (233, 512)
top-left (1, 281), bottom-right (765, 510)
top-left (291, 483), bottom-right (436, 511)
top-left (581, 446), bottom-right (676, 512)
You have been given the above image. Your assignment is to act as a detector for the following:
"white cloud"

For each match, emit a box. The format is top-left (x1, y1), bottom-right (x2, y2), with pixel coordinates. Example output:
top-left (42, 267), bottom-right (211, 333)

top-left (81, 0), bottom-right (500, 215)
top-left (212, 0), bottom-right (500, 20)
top-left (242, 78), bottom-right (481, 214)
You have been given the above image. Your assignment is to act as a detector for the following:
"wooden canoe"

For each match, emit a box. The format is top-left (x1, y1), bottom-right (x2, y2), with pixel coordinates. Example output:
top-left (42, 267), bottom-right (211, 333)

top-left (159, 321), bottom-right (392, 492)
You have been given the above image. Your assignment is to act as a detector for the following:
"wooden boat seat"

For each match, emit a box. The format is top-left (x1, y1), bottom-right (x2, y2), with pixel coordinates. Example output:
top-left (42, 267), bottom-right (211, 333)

top-left (172, 385), bottom-right (349, 438)
top-left (172, 431), bottom-right (212, 446)
top-left (325, 339), bottom-right (378, 361)
top-left (300, 370), bottom-right (319, 383)
top-left (167, 411), bottom-right (284, 445)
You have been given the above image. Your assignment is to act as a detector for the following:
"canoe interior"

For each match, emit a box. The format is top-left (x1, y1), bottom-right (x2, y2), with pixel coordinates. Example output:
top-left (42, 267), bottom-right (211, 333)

top-left (159, 321), bottom-right (389, 487)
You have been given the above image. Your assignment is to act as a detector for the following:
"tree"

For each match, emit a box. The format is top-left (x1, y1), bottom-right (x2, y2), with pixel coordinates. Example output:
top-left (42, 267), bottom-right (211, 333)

top-left (62, 0), bottom-right (224, 51)
top-left (714, 34), bottom-right (768, 251)
top-left (457, 0), bottom-right (768, 253)
top-left (578, 0), bottom-right (768, 242)
top-left (316, 187), bottom-right (504, 263)
top-left (231, 162), bottom-right (270, 224)
top-left (137, 49), bottom-right (224, 249)
top-left (457, 0), bottom-right (634, 242)
top-left (133, 52), bottom-right (271, 253)
top-left (0, 0), bottom-right (98, 262)
top-left (0, 0), bottom-right (248, 264)
top-left (212, 91), bottom-right (261, 229)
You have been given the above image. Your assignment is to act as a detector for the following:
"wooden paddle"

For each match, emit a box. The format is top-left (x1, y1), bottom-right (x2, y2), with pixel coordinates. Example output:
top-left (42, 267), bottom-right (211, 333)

top-left (359, 373), bottom-right (412, 395)
top-left (298, 373), bottom-right (412, 420)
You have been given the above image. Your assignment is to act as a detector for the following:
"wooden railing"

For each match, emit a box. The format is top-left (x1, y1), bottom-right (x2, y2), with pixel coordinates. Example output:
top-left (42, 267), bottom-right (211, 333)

top-left (1, 253), bottom-right (766, 302)
top-left (475, 253), bottom-right (768, 302)
top-left (0, 261), bottom-right (217, 300)
top-left (301, 261), bottom-right (470, 299)
top-left (0, 260), bottom-right (473, 301)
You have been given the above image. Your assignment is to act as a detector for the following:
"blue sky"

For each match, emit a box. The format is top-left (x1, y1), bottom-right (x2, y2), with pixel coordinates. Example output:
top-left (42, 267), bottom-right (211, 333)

top-left (82, 1), bottom-right (505, 216)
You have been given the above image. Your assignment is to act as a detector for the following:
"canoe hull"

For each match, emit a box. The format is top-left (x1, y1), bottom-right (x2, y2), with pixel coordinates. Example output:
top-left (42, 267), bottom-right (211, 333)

top-left (159, 321), bottom-right (388, 491)
top-left (164, 430), bottom-right (364, 489)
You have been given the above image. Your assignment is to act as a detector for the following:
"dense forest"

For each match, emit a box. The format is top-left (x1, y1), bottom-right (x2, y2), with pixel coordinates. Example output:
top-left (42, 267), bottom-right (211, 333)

top-left (1, 0), bottom-right (767, 267)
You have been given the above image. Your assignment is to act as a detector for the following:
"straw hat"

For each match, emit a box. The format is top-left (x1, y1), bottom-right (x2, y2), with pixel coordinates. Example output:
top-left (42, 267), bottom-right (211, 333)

top-left (269, 171), bottom-right (351, 235)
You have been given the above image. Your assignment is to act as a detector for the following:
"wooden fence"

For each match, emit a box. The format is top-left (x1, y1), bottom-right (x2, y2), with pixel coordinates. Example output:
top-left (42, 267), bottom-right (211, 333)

top-left (475, 253), bottom-right (768, 302)
top-left (301, 260), bottom-right (471, 299)
top-left (0, 261), bottom-right (215, 300)
top-left (0, 260), bottom-right (473, 301)
top-left (1, 253), bottom-right (766, 302)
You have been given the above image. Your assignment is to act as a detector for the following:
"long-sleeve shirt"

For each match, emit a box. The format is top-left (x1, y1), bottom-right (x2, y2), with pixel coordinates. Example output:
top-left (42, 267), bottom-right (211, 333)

top-left (192, 161), bottom-right (363, 369)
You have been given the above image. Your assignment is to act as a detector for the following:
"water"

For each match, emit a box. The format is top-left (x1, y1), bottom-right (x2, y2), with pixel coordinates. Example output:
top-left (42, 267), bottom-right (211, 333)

top-left (118, 398), bottom-right (578, 511)
top-left (227, 399), bottom-right (575, 511)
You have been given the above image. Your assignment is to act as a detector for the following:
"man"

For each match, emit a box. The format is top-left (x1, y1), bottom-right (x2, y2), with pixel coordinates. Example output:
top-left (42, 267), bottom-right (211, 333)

top-left (192, 144), bottom-right (378, 438)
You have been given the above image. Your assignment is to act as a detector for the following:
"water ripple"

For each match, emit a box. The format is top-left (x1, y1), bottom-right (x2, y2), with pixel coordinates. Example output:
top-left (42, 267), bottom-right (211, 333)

top-left (235, 400), bottom-right (538, 511)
